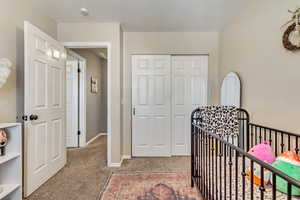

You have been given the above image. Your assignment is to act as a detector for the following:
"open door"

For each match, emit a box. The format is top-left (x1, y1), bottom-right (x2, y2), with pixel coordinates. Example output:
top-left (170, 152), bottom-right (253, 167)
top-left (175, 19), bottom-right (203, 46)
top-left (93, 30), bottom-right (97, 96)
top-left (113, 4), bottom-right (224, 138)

top-left (24, 21), bottom-right (67, 197)
top-left (66, 60), bottom-right (79, 148)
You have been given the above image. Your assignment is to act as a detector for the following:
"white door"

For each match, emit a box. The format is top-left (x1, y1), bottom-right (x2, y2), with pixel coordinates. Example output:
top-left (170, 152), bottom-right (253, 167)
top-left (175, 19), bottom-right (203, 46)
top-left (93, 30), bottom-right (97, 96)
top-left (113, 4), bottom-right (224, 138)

top-left (66, 60), bottom-right (79, 148)
top-left (221, 72), bottom-right (241, 108)
top-left (132, 55), bottom-right (171, 157)
top-left (172, 56), bottom-right (208, 155)
top-left (24, 21), bottom-right (67, 196)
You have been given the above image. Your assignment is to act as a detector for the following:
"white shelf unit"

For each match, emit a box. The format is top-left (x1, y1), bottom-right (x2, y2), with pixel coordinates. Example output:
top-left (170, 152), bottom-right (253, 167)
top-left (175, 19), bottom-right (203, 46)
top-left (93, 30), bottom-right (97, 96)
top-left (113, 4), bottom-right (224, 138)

top-left (0, 123), bottom-right (22, 200)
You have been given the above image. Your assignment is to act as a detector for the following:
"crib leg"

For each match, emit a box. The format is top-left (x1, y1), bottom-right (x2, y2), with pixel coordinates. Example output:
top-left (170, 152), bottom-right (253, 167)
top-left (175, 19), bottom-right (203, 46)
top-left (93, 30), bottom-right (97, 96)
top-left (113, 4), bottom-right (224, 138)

top-left (191, 177), bottom-right (194, 187)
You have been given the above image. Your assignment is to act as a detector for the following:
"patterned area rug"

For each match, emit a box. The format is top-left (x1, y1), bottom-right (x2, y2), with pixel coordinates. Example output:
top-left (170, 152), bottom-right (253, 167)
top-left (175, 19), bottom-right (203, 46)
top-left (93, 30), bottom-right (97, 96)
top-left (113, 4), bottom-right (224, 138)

top-left (100, 172), bottom-right (203, 200)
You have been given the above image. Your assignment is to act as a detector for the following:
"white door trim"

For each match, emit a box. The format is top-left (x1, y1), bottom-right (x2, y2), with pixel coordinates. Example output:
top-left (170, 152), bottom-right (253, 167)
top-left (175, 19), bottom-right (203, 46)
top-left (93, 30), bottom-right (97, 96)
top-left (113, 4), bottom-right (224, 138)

top-left (62, 42), bottom-right (112, 167)
top-left (66, 50), bottom-right (87, 148)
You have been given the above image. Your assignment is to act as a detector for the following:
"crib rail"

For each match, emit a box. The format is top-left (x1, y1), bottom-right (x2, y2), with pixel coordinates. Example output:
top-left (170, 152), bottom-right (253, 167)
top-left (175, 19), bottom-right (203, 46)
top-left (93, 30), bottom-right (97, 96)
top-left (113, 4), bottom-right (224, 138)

top-left (249, 123), bottom-right (300, 156)
top-left (191, 108), bottom-right (300, 200)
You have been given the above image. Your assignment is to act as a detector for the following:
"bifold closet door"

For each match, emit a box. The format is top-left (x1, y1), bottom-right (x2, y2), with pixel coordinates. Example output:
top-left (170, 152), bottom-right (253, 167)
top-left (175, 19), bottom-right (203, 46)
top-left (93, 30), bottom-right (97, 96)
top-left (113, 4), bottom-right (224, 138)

top-left (172, 56), bottom-right (208, 155)
top-left (132, 55), bottom-right (171, 157)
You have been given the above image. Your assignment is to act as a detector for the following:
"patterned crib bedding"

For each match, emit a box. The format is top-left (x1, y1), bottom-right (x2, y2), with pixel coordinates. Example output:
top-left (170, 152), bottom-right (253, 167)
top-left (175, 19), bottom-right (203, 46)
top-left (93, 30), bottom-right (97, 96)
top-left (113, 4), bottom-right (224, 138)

top-left (195, 156), bottom-right (300, 200)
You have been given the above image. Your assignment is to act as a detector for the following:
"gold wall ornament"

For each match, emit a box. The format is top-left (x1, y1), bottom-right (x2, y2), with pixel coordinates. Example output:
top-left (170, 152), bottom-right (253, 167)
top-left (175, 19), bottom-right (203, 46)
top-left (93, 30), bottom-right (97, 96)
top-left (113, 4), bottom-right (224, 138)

top-left (282, 8), bottom-right (300, 51)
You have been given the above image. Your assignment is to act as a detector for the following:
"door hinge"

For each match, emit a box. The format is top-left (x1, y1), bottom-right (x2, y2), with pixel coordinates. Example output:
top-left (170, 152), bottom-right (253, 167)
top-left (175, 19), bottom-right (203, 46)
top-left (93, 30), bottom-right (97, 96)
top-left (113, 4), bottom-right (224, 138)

top-left (78, 62), bottom-right (81, 73)
top-left (78, 130), bottom-right (81, 135)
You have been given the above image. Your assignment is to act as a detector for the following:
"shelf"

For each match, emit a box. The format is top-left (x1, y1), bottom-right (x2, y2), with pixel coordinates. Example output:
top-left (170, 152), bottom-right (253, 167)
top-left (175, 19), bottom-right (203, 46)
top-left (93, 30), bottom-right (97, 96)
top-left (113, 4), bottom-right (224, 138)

top-left (0, 153), bottom-right (20, 165)
top-left (0, 123), bottom-right (21, 129)
top-left (0, 184), bottom-right (20, 199)
top-left (0, 122), bottom-right (22, 200)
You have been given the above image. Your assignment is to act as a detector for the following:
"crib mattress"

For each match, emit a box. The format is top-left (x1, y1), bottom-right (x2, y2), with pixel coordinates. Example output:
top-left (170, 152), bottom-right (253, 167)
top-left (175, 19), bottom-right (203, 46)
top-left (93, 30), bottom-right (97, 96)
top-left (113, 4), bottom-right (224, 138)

top-left (195, 157), bottom-right (300, 200)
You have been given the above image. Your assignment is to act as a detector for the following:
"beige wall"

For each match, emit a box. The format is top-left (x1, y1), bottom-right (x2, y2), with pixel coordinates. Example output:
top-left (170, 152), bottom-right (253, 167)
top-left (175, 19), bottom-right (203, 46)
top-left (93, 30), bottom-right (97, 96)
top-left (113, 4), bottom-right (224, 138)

top-left (123, 32), bottom-right (220, 156)
top-left (58, 23), bottom-right (123, 164)
top-left (0, 0), bottom-right (57, 122)
top-left (73, 49), bottom-right (107, 142)
top-left (220, 0), bottom-right (300, 134)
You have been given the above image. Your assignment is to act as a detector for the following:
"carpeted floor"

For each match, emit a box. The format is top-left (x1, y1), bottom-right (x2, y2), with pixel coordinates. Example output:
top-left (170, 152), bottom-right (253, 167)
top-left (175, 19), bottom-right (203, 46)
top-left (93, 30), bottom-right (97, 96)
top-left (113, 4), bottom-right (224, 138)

top-left (25, 136), bottom-right (190, 200)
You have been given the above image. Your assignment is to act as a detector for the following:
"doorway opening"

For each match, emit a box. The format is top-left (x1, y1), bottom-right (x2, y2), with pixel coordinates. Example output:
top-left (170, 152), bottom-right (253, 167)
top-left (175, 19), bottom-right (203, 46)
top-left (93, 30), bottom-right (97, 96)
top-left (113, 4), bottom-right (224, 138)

top-left (66, 48), bottom-right (108, 149)
top-left (63, 42), bottom-right (112, 167)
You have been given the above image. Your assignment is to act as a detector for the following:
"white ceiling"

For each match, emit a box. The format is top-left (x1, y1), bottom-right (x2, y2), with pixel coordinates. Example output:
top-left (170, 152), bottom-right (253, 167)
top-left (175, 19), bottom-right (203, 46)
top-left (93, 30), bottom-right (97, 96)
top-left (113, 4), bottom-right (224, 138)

top-left (32, 0), bottom-right (248, 32)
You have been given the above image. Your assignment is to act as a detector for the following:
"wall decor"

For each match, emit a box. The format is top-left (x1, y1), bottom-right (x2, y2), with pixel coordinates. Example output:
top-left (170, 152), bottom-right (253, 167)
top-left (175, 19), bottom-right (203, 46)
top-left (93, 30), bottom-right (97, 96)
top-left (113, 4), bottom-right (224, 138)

top-left (282, 8), bottom-right (300, 51)
top-left (0, 58), bottom-right (12, 88)
top-left (91, 77), bottom-right (99, 93)
top-left (0, 129), bottom-right (8, 156)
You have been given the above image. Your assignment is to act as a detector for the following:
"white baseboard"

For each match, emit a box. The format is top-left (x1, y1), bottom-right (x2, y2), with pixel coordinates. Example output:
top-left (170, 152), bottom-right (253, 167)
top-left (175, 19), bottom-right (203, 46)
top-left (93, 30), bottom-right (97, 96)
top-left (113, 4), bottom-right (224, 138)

top-left (108, 155), bottom-right (132, 168)
top-left (86, 132), bottom-right (107, 146)
top-left (108, 162), bottom-right (122, 167)
top-left (122, 155), bottom-right (132, 160)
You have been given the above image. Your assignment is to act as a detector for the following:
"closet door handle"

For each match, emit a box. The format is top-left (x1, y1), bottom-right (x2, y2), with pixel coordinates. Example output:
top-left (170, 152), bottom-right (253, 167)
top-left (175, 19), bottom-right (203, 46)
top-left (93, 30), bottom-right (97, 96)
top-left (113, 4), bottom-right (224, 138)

top-left (133, 108), bottom-right (136, 116)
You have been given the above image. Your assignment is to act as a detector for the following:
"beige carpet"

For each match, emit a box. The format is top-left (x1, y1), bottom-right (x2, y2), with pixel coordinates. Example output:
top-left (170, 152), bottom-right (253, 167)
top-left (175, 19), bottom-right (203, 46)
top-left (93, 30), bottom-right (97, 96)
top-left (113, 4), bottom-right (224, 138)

top-left (25, 136), bottom-right (190, 200)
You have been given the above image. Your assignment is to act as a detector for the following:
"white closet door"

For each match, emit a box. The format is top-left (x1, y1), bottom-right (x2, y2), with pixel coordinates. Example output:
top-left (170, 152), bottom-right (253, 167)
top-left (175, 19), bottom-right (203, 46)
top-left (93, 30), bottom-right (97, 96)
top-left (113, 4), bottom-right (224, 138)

top-left (66, 60), bottom-right (79, 148)
top-left (172, 56), bottom-right (208, 155)
top-left (132, 55), bottom-right (171, 157)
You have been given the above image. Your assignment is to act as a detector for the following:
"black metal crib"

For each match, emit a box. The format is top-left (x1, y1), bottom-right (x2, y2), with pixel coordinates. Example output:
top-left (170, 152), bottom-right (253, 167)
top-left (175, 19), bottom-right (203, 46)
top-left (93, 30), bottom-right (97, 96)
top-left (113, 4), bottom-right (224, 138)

top-left (191, 108), bottom-right (300, 200)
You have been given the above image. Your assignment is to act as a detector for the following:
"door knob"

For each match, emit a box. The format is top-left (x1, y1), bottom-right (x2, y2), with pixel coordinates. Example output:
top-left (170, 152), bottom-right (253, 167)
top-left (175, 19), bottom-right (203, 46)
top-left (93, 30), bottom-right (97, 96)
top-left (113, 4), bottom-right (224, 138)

top-left (29, 114), bottom-right (38, 121)
top-left (22, 115), bottom-right (28, 121)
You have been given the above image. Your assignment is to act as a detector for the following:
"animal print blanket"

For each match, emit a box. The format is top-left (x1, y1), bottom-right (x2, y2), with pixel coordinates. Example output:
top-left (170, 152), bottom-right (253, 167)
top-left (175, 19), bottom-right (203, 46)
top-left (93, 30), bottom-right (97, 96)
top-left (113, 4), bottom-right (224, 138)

top-left (199, 105), bottom-right (239, 136)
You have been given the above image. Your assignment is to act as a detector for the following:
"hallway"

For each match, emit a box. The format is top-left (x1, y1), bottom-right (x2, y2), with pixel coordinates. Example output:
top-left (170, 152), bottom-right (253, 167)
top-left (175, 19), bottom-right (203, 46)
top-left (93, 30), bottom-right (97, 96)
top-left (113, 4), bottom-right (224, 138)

top-left (25, 136), bottom-right (190, 200)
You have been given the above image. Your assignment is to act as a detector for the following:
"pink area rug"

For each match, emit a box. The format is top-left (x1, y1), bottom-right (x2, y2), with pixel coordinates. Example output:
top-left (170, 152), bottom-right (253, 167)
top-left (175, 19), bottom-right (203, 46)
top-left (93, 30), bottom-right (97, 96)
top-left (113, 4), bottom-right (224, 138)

top-left (100, 172), bottom-right (202, 200)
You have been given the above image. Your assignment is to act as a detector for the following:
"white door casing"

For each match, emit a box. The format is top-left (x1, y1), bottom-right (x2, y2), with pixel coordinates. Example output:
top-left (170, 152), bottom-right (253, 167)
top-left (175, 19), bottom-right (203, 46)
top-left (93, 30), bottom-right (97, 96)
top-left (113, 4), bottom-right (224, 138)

top-left (78, 60), bottom-right (87, 147)
top-left (62, 42), bottom-right (110, 165)
top-left (24, 21), bottom-right (67, 196)
top-left (172, 56), bottom-right (208, 155)
top-left (66, 60), bottom-right (79, 148)
top-left (221, 72), bottom-right (241, 108)
top-left (132, 55), bottom-right (171, 157)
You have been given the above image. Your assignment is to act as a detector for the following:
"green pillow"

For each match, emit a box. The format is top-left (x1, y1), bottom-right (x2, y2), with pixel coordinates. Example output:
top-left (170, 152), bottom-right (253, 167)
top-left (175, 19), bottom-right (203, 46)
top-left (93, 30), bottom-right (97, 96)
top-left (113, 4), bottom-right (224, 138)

top-left (271, 155), bottom-right (300, 196)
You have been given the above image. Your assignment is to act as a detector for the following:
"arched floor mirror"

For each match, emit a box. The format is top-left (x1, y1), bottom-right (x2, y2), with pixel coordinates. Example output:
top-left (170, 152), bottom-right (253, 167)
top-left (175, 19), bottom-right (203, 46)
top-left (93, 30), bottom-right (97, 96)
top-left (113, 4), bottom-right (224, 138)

top-left (221, 72), bottom-right (241, 108)
top-left (221, 72), bottom-right (242, 148)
